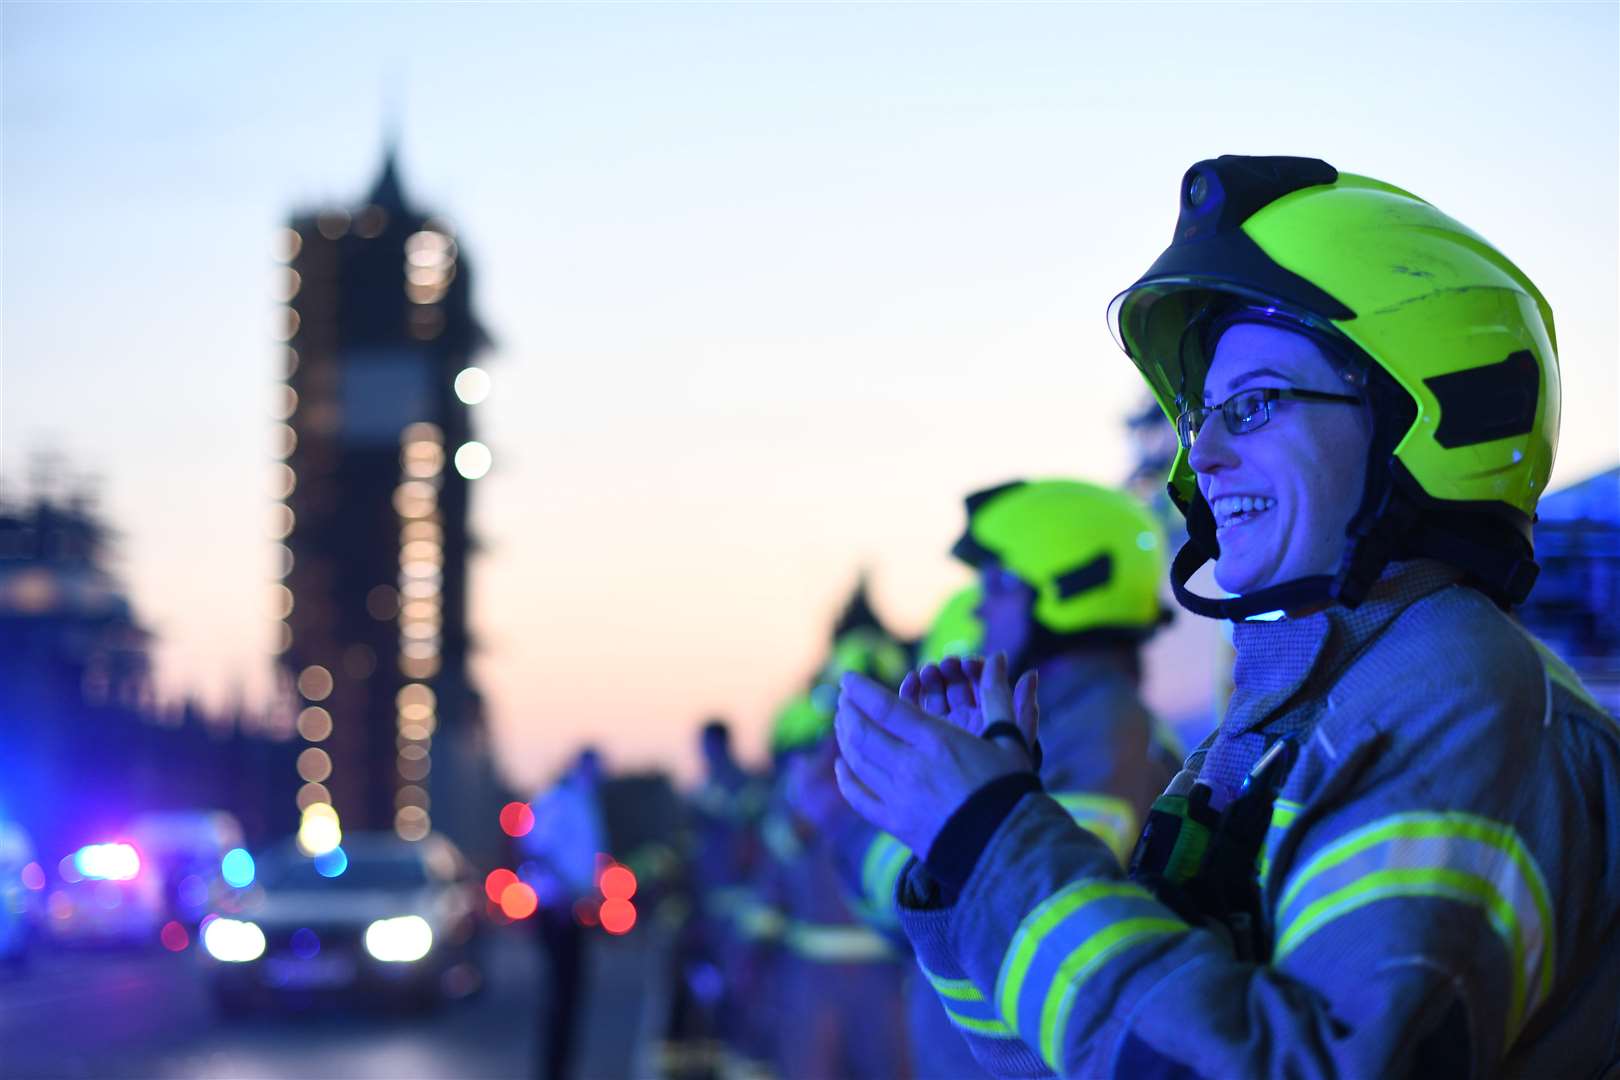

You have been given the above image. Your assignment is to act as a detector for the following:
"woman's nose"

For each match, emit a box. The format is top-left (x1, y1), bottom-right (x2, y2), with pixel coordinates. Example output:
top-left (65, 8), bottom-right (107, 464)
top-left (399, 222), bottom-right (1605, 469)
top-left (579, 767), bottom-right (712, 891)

top-left (1187, 416), bottom-right (1238, 476)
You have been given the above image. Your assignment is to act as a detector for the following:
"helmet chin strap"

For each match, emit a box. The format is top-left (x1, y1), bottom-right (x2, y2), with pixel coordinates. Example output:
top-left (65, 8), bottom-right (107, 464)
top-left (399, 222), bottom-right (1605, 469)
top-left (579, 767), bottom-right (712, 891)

top-left (1169, 540), bottom-right (1338, 621)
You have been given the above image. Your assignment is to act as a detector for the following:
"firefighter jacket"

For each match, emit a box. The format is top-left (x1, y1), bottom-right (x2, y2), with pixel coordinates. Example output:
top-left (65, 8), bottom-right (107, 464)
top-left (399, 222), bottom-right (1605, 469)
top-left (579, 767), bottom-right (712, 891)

top-left (896, 560), bottom-right (1620, 1078)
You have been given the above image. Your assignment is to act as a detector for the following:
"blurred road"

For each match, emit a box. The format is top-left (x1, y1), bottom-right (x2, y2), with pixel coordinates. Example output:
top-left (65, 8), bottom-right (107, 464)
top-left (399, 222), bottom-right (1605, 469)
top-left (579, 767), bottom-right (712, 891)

top-left (0, 924), bottom-right (668, 1080)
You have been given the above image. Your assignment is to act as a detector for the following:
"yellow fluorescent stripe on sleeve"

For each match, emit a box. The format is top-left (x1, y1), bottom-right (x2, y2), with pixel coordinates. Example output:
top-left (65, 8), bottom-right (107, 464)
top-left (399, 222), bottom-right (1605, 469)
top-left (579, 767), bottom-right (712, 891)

top-left (1258, 798), bottom-right (1304, 885)
top-left (1041, 918), bottom-right (1187, 1072)
top-left (1271, 798), bottom-right (1302, 830)
top-left (1051, 792), bottom-right (1139, 865)
top-left (1275, 812), bottom-right (1555, 1040)
top-left (918, 962), bottom-right (1018, 1038)
top-left (995, 880), bottom-right (1153, 1034)
top-left (918, 962), bottom-right (984, 1002)
top-left (945, 1008), bottom-right (1017, 1038)
top-left (860, 833), bottom-right (911, 912)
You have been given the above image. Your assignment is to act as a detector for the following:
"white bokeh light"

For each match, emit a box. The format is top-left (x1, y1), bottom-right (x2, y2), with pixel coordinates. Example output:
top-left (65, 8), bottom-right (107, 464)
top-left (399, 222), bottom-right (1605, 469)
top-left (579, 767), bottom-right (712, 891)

top-left (453, 367), bottom-right (491, 405)
top-left (454, 441), bottom-right (492, 480)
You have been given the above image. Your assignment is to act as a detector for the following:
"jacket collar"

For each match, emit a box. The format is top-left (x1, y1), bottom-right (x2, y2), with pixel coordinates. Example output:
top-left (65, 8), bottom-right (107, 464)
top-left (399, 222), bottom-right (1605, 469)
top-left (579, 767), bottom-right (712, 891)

top-left (1224, 559), bottom-right (1462, 735)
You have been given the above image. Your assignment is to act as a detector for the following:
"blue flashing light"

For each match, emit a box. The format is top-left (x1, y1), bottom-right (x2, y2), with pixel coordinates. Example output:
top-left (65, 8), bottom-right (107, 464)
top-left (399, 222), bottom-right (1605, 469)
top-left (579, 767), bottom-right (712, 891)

top-left (221, 847), bottom-right (256, 889)
top-left (313, 846), bottom-right (348, 878)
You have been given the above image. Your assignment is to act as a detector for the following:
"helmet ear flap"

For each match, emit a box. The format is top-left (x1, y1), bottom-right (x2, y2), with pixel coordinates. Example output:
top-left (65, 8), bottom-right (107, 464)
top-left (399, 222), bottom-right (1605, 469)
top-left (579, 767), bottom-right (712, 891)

top-left (1333, 358), bottom-right (1420, 607)
top-left (1181, 486), bottom-right (1219, 562)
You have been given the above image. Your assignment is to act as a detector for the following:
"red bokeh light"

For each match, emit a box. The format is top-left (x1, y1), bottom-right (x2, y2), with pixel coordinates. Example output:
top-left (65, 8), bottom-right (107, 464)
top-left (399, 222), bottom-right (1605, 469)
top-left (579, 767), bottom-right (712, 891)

top-left (19, 862), bottom-right (45, 891)
top-left (599, 864), bottom-right (637, 901)
top-left (484, 868), bottom-right (518, 905)
top-left (600, 898), bottom-right (636, 935)
top-left (500, 881), bottom-right (539, 920)
top-left (159, 920), bottom-right (190, 952)
top-left (498, 802), bottom-right (536, 838)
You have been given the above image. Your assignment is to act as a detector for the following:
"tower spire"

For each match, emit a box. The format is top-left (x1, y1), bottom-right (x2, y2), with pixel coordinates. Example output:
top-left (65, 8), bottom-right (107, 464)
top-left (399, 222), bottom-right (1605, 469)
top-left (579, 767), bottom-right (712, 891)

top-left (365, 140), bottom-right (409, 213)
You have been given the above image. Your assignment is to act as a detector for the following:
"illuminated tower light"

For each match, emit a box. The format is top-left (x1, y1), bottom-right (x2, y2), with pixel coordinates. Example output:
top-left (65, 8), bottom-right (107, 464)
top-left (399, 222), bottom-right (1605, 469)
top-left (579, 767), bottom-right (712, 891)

top-left (397, 719), bottom-right (435, 742)
top-left (297, 706), bottom-right (333, 742)
top-left (316, 210), bottom-right (350, 239)
top-left (297, 747), bottom-right (334, 783)
top-left (298, 803), bottom-right (342, 855)
top-left (453, 367), bottom-right (490, 405)
top-left (271, 465), bottom-right (297, 500)
top-left (395, 806), bottom-right (430, 842)
top-left (454, 442), bottom-right (492, 480)
top-left (274, 268), bottom-right (302, 303)
top-left (297, 665), bottom-right (333, 702)
top-left (400, 657), bottom-right (441, 678)
top-left (276, 228), bottom-right (303, 262)
top-left (273, 424), bottom-right (298, 457)
top-left (273, 307), bottom-right (301, 342)
top-left (399, 579), bottom-right (441, 600)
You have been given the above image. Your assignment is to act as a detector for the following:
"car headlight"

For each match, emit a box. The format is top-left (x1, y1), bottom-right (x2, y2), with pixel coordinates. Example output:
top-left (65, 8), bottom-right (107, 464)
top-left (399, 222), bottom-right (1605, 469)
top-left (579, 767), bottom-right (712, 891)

top-left (202, 917), bottom-right (266, 962)
top-left (364, 915), bottom-right (433, 963)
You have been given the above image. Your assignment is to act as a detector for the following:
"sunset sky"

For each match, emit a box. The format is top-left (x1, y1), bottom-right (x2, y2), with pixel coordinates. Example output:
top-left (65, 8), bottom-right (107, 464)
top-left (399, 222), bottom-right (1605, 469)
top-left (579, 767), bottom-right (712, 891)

top-left (3, 3), bottom-right (1616, 790)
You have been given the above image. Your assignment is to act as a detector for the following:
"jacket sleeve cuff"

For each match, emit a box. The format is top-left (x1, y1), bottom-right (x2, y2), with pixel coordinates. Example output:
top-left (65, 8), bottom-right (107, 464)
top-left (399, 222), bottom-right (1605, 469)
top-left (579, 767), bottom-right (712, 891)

top-left (924, 771), bottom-right (1043, 900)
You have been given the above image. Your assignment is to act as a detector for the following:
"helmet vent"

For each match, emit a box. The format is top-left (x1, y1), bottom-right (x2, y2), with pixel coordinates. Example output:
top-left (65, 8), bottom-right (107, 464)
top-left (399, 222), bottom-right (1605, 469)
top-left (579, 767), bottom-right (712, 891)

top-left (1424, 349), bottom-right (1540, 449)
top-left (1054, 553), bottom-right (1114, 600)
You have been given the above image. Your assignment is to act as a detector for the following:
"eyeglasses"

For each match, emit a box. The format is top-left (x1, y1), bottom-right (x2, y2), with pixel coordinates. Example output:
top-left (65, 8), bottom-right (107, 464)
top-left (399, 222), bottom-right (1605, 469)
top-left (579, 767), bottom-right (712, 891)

top-left (1175, 387), bottom-right (1361, 449)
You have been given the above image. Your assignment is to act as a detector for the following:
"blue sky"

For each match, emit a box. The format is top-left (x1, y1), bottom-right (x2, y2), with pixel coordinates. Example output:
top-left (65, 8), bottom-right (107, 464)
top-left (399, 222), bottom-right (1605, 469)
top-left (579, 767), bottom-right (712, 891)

top-left (4, 2), bottom-right (1616, 787)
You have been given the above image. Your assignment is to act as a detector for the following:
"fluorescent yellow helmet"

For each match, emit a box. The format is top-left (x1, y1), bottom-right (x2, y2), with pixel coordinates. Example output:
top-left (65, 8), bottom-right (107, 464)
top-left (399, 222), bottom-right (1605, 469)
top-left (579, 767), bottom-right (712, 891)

top-left (1110, 155), bottom-right (1558, 615)
top-left (953, 479), bottom-right (1168, 639)
top-left (918, 584), bottom-right (984, 666)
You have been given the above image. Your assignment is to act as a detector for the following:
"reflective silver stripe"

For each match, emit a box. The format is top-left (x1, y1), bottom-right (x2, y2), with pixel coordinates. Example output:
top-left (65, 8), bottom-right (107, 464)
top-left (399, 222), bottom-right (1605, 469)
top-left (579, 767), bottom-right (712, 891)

top-left (1050, 792), bottom-right (1138, 865)
top-left (784, 920), bottom-right (895, 962)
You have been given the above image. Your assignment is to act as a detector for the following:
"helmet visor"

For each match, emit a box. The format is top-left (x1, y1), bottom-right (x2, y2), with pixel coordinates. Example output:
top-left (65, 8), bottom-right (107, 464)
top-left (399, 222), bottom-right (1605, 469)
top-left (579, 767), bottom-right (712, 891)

top-left (1109, 276), bottom-right (1357, 420)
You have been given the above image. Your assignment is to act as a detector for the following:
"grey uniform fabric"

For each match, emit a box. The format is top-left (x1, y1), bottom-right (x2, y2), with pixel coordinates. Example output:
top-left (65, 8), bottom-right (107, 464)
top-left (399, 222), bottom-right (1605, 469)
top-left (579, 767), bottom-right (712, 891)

top-left (899, 560), bottom-right (1620, 1078)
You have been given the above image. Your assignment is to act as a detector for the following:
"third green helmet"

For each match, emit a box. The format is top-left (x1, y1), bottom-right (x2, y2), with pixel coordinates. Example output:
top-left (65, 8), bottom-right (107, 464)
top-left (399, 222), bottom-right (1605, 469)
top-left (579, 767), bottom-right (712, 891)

top-left (770, 691), bottom-right (830, 757)
top-left (917, 584), bottom-right (984, 666)
top-left (1110, 156), bottom-right (1558, 615)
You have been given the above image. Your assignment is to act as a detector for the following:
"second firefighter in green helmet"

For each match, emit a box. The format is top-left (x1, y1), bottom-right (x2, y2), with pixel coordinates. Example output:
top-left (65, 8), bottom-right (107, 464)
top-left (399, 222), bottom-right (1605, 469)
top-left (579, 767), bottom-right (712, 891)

top-left (948, 477), bottom-right (1180, 855)
top-left (805, 481), bottom-right (1184, 1078)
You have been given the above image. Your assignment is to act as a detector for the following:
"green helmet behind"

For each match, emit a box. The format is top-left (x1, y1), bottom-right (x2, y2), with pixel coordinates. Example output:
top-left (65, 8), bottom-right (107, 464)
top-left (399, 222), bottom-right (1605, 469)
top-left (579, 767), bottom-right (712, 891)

top-left (953, 479), bottom-right (1168, 640)
top-left (769, 691), bottom-right (831, 757)
top-left (809, 626), bottom-right (911, 715)
top-left (1110, 155), bottom-right (1558, 614)
top-left (918, 584), bottom-right (984, 666)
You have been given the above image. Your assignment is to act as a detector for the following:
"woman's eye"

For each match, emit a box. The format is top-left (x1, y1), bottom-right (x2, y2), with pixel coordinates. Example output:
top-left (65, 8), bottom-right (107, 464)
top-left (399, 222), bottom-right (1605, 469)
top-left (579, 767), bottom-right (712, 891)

top-left (1227, 394), bottom-right (1266, 425)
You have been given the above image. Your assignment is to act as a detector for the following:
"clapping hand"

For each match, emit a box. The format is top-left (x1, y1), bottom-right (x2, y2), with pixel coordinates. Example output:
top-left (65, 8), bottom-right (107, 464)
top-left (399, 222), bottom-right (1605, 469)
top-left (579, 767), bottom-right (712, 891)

top-left (832, 653), bottom-right (1040, 858)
